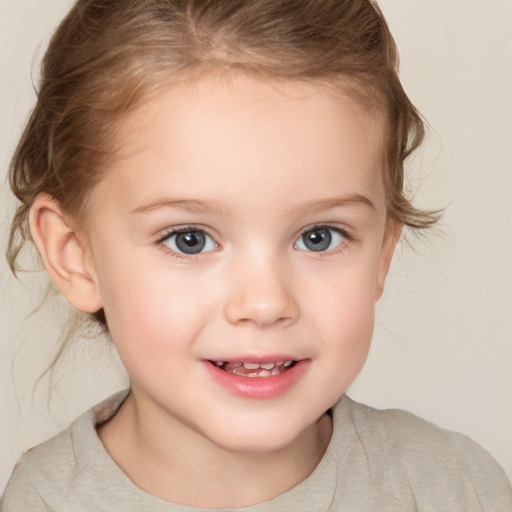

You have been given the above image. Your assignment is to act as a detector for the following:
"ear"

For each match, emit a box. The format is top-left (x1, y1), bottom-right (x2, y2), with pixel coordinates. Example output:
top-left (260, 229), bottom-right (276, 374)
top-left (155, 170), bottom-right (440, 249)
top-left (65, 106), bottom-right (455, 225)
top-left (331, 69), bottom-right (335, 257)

top-left (375, 220), bottom-right (402, 301)
top-left (29, 193), bottom-right (102, 313)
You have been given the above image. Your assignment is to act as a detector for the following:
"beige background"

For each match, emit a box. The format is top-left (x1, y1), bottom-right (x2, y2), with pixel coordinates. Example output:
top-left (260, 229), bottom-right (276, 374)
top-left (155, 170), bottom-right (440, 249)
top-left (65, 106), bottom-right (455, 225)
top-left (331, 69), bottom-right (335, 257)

top-left (1, 0), bottom-right (511, 492)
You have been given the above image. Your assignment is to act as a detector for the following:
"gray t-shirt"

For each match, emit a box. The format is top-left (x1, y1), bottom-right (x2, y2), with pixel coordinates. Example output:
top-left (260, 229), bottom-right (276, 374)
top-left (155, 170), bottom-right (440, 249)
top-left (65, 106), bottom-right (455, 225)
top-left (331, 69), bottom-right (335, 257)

top-left (2, 391), bottom-right (511, 511)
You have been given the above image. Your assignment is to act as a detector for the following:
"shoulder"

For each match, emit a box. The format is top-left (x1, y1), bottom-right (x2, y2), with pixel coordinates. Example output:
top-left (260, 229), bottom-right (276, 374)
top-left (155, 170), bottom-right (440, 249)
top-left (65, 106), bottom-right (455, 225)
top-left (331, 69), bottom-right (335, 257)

top-left (334, 396), bottom-right (512, 510)
top-left (347, 398), bottom-right (504, 471)
top-left (1, 425), bottom-right (76, 511)
top-left (1, 391), bottom-right (129, 512)
top-left (1, 460), bottom-right (49, 511)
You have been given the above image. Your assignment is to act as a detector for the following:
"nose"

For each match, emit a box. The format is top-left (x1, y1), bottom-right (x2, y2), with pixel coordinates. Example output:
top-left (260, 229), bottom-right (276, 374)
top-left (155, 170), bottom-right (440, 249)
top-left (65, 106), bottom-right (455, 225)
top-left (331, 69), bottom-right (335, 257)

top-left (223, 253), bottom-right (299, 328)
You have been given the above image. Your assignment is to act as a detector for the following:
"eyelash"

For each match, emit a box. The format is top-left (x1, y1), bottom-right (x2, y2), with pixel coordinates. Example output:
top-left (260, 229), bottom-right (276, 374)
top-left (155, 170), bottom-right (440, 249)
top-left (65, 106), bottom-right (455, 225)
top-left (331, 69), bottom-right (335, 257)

top-left (295, 223), bottom-right (352, 254)
top-left (155, 223), bottom-right (352, 259)
top-left (156, 225), bottom-right (217, 260)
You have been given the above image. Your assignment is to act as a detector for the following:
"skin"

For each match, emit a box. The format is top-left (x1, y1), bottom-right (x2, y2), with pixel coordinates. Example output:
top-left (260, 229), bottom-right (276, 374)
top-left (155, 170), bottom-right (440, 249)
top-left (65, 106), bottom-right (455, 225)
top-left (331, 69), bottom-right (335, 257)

top-left (30, 74), bottom-right (401, 507)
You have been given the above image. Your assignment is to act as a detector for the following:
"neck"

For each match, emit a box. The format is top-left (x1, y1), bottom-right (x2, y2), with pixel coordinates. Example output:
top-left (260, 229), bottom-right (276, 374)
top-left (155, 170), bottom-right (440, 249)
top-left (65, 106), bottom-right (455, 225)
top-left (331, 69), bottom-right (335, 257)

top-left (98, 390), bottom-right (333, 508)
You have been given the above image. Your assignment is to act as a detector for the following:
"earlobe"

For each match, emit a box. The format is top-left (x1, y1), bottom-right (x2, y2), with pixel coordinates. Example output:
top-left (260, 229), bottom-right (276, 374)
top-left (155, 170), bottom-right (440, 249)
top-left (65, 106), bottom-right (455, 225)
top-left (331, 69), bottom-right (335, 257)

top-left (29, 193), bottom-right (102, 313)
top-left (375, 221), bottom-right (402, 301)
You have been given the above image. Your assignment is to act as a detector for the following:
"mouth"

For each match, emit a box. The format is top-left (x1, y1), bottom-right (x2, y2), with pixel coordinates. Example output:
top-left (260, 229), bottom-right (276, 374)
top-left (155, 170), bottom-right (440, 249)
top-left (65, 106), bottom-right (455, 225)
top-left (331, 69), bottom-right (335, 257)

top-left (204, 358), bottom-right (307, 399)
top-left (209, 360), bottom-right (297, 378)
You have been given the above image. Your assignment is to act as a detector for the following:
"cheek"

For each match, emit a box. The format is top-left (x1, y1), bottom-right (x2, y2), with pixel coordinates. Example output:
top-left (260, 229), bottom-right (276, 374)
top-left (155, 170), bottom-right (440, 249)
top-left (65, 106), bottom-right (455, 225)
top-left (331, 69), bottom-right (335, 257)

top-left (98, 273), bottom-right (206, 392)
top-left (306, 260), bottom-right (378, 361)
top-left (96, 257), bottom-right (214, 359)
top-left (318, 293), bottom-right (375, 397)
top-left (321, 293), bottom-right (375, 358)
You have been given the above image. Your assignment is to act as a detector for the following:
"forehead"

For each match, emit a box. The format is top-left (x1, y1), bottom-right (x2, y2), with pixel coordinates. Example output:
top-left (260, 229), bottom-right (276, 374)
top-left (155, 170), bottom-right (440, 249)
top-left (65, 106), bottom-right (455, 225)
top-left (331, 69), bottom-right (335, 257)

top-left (94, 74), bottom-right (386, 217)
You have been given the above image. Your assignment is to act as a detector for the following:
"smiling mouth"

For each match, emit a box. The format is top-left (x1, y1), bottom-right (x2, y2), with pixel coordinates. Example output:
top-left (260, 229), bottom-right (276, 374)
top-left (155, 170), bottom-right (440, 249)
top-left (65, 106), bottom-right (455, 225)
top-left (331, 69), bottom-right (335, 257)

top-left (210, 360), bottom-right (296, 377)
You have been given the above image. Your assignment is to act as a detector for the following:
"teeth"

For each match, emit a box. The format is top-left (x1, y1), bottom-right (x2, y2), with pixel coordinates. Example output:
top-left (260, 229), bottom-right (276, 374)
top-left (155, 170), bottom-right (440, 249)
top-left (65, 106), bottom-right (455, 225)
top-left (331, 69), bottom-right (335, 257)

top-left (213, 359), bottom-right (296, 375)
top-left (242, 361), bottom-right (293, 369)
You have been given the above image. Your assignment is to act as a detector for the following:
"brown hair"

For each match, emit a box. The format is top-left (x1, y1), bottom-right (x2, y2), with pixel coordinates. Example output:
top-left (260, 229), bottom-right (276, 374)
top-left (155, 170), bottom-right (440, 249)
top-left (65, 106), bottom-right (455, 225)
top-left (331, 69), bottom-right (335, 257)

top-left (7, 0), bottom-right (439, 325)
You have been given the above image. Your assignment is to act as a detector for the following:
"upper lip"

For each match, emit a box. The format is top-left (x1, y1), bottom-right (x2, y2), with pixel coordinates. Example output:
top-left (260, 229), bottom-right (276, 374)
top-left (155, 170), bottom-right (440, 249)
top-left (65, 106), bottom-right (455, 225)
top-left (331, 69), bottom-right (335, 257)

top-left (207, 355), bottom-right (302, 364)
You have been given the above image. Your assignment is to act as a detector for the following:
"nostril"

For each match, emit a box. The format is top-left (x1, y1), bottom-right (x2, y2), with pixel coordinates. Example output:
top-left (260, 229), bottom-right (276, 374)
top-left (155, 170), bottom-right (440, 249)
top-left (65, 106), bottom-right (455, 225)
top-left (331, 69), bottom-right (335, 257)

top-left (223, 273), bottom-right (299, 327)
top-left (232, 313), bottom-right (296, 328)
top-left (224, 295), bottom-right (298, 325)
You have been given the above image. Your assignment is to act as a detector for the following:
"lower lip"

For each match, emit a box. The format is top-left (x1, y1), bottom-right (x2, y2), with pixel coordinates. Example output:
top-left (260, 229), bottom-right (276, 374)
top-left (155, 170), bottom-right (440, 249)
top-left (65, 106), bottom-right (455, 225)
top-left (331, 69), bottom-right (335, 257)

top-left (203, 360), bottom-right (309, 399)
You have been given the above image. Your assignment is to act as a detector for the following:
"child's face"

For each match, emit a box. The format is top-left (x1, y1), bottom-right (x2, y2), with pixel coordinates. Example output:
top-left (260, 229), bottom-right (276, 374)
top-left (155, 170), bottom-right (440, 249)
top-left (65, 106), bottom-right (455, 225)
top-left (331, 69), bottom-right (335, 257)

top-left (82, 75), bottom-right (398, 452)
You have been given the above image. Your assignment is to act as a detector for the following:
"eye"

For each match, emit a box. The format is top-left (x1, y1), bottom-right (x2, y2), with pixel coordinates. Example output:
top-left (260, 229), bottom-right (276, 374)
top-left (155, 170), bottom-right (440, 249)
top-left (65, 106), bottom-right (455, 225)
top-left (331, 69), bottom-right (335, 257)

top-left (161, 228), bottom-right (217, 255)
top-left (295, 226), bottom-right (346, 252)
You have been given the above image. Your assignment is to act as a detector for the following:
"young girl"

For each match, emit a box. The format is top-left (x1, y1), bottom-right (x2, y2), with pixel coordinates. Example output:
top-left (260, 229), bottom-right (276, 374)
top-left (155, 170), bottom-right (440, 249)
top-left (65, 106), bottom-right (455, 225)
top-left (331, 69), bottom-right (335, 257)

top-left (2, 0), bottom-right (511, 510)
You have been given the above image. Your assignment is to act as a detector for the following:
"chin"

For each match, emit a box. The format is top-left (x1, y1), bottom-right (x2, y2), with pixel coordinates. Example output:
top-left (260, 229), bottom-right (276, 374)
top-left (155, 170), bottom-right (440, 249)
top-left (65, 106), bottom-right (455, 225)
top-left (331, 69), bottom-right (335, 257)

top-left (205, 414), bottom-right (318, 455)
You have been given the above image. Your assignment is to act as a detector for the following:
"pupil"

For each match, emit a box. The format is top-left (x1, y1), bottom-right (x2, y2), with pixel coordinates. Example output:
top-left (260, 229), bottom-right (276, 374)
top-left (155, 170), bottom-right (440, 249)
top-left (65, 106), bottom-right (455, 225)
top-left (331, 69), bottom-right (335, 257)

top-left (304, 228), bottom-right (331, 252)
top-left (176, 231), bottom-right (205, 254)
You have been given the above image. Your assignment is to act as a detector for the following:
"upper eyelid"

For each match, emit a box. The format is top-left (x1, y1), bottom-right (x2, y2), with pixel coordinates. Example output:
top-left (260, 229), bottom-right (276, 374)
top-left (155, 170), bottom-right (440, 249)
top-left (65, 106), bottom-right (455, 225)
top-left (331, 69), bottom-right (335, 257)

top-left (294, 224), bottom-right (351, 255)
top-left (297, 222), bottom-right (351, 238)
top-left (156, 225), bottom-right (216, 243)
top-left (157, 226), bottom-right (219, 259)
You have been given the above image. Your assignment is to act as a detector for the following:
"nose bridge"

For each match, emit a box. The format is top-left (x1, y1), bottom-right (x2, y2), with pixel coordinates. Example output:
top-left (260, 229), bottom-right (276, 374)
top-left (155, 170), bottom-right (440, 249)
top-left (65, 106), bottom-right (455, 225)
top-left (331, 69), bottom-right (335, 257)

top-left (224, 245), bottom-right (299, 328)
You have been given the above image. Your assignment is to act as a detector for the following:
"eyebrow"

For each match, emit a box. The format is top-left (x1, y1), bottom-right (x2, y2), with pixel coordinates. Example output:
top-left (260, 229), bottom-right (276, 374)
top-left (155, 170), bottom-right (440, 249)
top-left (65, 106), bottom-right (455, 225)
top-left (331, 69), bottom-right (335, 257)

top-left (130, 198), bottom-right (227, 215)
top-left (291, 194), bottom-right (376, 216)
top-left (130, 194), bottom-right (375, 216)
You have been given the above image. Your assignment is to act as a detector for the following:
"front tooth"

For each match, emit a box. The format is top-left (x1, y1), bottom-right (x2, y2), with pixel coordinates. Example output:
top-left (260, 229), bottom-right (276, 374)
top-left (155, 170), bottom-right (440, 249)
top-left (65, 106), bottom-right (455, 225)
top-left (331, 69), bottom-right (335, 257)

top-left (260, 362), bottom-right (275, 370)
top-left (271, 367), bottom-right (280, 376)
top-left (284, 360), bottom-right (293, 367)
top-left (276, 361), bottom-right (284, 366)
top-left (258, 370), bottom-right (271, 377)
top-left (243, 362), bottom-right (260, 370)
